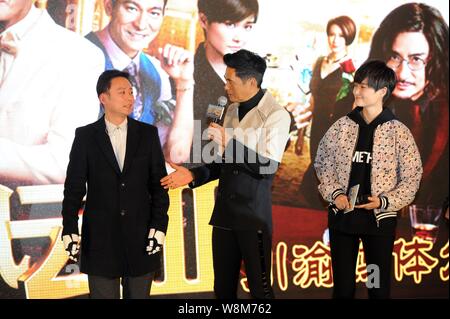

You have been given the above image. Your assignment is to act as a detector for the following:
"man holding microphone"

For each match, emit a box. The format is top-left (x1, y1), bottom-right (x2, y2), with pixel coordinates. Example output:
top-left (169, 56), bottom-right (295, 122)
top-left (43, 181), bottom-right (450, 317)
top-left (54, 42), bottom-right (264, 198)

top-left (161, 49), bottom-right (290, 299)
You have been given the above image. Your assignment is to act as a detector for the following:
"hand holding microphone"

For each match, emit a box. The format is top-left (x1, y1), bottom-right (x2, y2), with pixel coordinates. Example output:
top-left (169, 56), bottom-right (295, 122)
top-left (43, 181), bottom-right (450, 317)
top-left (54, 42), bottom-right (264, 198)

top-left (205, 96), bottom-right (230, 153)
top-left (206, 96), bottom-right (227, 124)
top-left (207, 122), bottom-right (229, 149)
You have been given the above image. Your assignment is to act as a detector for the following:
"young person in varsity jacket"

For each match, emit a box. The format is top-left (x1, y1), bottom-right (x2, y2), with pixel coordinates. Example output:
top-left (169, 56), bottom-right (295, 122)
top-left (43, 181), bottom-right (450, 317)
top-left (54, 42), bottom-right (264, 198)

top-left (314, 60), bottom-right (422, 298)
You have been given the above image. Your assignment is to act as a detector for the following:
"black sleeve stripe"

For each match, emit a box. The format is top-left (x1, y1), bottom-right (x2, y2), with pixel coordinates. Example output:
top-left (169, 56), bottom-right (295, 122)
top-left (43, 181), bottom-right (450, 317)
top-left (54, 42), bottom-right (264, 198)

top-left (332, 189), bottom-right (345, 201)
top-left (380, 196), bottom-right (389, 210)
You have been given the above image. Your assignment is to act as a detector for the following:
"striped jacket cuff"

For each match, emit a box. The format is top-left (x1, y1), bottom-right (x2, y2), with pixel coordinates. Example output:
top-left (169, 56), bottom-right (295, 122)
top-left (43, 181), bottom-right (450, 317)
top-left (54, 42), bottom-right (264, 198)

top-left (379, 196), bottom-right (389, 210)
top-left (332, 189), bottom-right (346, 201)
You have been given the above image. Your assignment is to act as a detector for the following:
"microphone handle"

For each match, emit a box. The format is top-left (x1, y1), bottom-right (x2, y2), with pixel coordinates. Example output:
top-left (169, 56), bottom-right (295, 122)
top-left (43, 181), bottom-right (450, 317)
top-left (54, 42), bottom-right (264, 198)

top-left (215, 105), bottom-right (226, 124)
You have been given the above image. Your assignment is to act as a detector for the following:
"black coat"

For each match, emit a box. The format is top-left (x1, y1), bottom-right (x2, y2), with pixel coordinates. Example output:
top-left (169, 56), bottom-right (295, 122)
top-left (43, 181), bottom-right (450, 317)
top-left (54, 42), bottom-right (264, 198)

top-left (61, 117), bottom-right (169, 277)
top-left (191, 158), bottom-right (277, 232)
top-left (190, 92), bottom-right (291, 232)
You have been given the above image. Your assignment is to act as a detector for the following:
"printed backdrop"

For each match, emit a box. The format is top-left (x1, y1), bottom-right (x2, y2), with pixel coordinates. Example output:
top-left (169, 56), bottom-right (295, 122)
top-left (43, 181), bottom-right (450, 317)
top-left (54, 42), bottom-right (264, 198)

top-left (0, 0), bottom-right (448, 298)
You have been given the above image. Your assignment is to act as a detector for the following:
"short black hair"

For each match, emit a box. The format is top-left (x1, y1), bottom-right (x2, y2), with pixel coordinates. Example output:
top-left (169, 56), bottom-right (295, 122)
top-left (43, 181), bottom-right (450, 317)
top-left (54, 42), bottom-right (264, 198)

top-left (223, 49), bottom-right (266, 87)
top-left (354, 60), bottom-right (397, 102)
top-left (198, 0), bottom-right (259, 24)
top-left (96, 70), bottom-right (131, 97)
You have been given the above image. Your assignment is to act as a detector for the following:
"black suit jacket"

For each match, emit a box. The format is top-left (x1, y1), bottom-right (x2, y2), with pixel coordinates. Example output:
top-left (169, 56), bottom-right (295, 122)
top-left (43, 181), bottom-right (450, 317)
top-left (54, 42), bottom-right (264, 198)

top-left (190, 153), bottom-right (277, 232)
top-left (61, 117), bottom-right (169, 277)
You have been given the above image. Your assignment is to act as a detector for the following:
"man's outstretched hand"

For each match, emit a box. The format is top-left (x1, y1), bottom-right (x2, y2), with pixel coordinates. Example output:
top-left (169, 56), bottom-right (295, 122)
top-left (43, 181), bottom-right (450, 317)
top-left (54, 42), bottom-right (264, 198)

top-left (160, 162), bottom-right (194, 189)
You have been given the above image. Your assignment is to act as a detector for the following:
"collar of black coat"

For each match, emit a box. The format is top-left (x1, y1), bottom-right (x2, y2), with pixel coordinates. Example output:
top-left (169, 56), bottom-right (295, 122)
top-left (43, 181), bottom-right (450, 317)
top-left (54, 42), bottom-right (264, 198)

top-left (348, 106), bottom-right (396, 127)
top-left (94, 115), bottom-right (136, 131)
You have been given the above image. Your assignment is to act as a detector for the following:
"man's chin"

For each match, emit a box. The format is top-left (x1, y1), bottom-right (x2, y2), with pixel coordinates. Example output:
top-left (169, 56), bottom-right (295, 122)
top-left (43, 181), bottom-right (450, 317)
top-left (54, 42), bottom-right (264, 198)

top-left (124, 39), bottom-right (151, 53)
top-left (129, 44), bottom-right (148, 54)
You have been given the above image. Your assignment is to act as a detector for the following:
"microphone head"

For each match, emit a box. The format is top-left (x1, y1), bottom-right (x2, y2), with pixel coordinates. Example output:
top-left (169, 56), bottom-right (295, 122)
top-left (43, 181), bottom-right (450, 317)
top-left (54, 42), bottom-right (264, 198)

top-left (206, 96), bottom-right (227, 123)
top-left (217, 96), bottom-right (228, 107)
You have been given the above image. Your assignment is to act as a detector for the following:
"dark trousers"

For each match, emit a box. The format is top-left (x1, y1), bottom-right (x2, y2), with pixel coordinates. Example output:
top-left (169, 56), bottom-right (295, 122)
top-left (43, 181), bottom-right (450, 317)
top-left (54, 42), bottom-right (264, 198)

top-left (329, 228), bottom-right (395, 299)
top-left (212, 227), bottom-right (274, 299)
top-left (88, 272), bottom-right (154, 299)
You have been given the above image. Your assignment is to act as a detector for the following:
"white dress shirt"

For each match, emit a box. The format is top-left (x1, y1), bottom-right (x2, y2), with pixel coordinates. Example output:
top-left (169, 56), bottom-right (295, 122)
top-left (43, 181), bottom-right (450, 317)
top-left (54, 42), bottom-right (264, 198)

top-left (105, 118), bottom-right (128, 171)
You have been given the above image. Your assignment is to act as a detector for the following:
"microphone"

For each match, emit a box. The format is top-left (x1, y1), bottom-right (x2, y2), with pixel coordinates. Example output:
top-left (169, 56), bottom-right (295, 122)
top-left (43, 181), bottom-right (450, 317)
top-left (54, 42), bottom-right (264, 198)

top-left (206, 96), bottom-right (228, 124)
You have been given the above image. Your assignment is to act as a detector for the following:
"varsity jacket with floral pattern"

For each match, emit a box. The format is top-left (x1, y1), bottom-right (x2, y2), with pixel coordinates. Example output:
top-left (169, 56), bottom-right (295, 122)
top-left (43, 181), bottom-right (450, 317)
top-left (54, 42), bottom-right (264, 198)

top-left (314, 108), bottom-right (422, 226)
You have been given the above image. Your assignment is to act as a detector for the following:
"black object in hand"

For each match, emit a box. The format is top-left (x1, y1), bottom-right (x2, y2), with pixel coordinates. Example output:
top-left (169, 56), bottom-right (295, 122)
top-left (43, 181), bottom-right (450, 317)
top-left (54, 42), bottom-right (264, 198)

top-left (356, 194), bottom-right (370, 205)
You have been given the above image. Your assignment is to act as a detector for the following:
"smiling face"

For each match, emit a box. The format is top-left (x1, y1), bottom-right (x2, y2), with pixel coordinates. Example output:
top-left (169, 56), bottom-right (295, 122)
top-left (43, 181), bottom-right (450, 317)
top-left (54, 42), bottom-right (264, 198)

top-left (353, 78), bottom-right (386, 110)
top-left (200, 13), bottom-right (256, 57)
top-left (386, 32), bottom-right (430, 101)
top-left (100, 76), bottom-right (135, 119)
top-left (105, 0), bottom-right (165, 58)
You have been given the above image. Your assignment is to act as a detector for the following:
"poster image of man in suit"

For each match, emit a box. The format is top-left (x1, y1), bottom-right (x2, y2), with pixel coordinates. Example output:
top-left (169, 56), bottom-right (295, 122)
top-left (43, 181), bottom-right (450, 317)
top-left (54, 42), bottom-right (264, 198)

top-left (86, 0), bottom-right (195, 164)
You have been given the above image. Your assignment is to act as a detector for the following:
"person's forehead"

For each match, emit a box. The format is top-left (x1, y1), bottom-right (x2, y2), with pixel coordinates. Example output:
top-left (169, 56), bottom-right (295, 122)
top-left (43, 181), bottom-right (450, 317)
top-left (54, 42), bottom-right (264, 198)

top-left (238, 15), bottom-right (257, 23)
top-left (354, 78), bottom-right (370, 85)
top-left (391, 31), bottom-right (430, 53)
top-left (116, 0), bottom-right (165, 9)
top-left (225, 67), bottom-right (236, 78)
top-left (328, 24), bottom-right (343, 33)
top-left (111, 77), bottom-right (132, 88)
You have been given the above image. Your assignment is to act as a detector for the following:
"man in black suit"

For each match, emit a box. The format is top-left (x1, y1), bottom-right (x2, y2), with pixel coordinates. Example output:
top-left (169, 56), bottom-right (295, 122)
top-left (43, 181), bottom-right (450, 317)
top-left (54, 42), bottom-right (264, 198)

top-left (61, 70), bottom-right (169, 299)
top-left (161, 50), bottom-right (290, 299)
